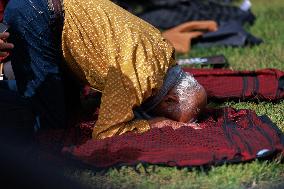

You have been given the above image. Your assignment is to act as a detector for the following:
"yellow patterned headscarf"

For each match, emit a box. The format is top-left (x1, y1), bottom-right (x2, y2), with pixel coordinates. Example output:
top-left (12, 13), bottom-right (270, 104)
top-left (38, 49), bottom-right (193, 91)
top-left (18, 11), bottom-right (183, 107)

top-left (62, 0), bottom-right (176, 139)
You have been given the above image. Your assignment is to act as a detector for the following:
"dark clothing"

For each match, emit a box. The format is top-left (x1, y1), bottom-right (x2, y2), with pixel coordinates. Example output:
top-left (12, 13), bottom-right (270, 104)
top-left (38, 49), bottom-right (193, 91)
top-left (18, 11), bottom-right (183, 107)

top-left (194, 21), bottom-right (263, 47)
top-left (3, 0), bottom-right (67, 129)
top-left (115, 0), bottom-right (255, 29)
top-left (0, 88), bottom-right (35, 144)
top-left (0, 88), bottom-right (34, 127)
top-left (114, 0), bottom-right (261, 47)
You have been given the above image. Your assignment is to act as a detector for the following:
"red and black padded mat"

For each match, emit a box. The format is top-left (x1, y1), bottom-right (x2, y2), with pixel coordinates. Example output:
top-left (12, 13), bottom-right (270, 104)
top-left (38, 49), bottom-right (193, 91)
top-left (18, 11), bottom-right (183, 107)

top-left (36, 107), bottom-right (284, 168)
top-left (184, 68), bottom-right (284, 101)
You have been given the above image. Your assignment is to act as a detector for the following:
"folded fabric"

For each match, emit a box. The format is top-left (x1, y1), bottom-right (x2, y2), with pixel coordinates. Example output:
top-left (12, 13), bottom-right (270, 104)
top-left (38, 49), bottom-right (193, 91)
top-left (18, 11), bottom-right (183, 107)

top-left (194, 21), bottom-right (262, 47)
top-left (184, 68), bottom-right (284, 101)
top-left (60, 107), bottom-right (284, 168)
top-left (162, 20), bottom-right (218, 53)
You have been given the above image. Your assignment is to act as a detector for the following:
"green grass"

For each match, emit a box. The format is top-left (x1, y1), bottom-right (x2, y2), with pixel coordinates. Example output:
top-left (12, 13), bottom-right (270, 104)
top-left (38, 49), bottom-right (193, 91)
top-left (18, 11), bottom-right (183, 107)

top-left (64, 0), bottom-right (284, 188)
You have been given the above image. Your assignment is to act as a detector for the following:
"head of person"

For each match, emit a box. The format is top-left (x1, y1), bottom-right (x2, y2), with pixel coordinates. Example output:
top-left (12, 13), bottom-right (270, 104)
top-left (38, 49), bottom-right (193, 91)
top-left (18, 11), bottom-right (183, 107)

top-left (141, 66), bottom-right (207, 123)
top-left (151, 74), bottom-right (207, 123)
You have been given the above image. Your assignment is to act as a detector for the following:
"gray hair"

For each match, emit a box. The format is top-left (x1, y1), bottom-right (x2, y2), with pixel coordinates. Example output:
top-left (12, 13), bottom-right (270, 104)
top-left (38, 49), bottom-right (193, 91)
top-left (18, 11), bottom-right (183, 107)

top-left (168, 73), bottom-right (202, 114)
top-left (134, 65), bottom-right (202, 119)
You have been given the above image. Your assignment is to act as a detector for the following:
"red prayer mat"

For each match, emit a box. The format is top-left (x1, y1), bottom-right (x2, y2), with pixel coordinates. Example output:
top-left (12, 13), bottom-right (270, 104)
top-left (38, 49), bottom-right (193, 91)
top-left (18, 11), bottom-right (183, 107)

top-left (36, 68), bottom-right (284, 168)
top-left (37, 107), bottom-right (284, 168)
top-left (185, 68), bottom-right (284, 101)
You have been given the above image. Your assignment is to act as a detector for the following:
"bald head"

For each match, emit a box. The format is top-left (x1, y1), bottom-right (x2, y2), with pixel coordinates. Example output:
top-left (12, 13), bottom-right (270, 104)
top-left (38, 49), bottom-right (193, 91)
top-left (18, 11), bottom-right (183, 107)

top-left (151, 73), bottom-right (207, 123)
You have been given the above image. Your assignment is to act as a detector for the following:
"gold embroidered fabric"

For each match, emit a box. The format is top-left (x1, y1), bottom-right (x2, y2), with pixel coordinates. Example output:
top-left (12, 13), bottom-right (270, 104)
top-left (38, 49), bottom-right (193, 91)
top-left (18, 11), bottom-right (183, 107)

top-left (62, 0), bottom-right (176, 139)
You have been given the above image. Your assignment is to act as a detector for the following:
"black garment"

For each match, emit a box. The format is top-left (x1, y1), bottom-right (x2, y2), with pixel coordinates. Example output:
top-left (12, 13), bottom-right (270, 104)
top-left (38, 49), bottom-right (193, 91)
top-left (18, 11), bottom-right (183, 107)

top-left (194, 21), bottom-right (263, 47)
top-left (0, 135), bottom-right (91, 189)
top-left (115, 0), bottom-right (255, 29)
top-left (4, 0), bottom-right (69, 129)
top-left (0, 87), bottom-right (35, 143)
top-left (114, 0), bottom-right (261, 48)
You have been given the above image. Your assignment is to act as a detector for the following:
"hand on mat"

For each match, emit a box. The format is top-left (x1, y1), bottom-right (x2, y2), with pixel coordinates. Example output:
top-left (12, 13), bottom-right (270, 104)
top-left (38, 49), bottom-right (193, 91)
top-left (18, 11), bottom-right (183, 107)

top-left (0, 32), bottom-right (13, 57)
top-left (162, 21), bottom-right (218, 53)
top-left (149, 117), bottom-right (201, 130)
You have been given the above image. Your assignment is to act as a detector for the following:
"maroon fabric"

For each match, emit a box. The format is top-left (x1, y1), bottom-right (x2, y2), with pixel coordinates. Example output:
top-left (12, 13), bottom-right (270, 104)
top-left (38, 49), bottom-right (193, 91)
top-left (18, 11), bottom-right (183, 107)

top-left (53, 108), bottom-right (284, 168)
top-left (184, 68), bottom-right (284, 101)
top-left (0, 0), bottom-right (8, 22)
top-left (0, 0), bottom-right (10, 63)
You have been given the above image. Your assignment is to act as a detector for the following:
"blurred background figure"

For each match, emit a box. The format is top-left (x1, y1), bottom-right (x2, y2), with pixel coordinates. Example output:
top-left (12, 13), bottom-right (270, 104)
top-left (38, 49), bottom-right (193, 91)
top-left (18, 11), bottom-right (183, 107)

top-left (113, 0), bottom-right (260, 53)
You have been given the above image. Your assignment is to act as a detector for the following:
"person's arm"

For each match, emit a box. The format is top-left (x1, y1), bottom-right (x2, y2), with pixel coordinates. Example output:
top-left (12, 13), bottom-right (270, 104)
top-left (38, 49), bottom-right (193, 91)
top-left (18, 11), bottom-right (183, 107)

top-left (0, 32), bottom-right (13, 57)
top-left (92, 66), bottom-right (151, 140)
